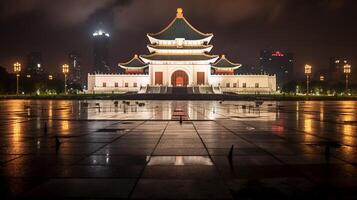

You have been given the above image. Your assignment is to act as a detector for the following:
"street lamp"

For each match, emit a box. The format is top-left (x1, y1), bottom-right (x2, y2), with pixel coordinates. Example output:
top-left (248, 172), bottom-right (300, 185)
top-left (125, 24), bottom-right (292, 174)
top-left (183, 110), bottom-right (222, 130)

top-left (62, 64), bottom-right (69, 95)
top-left (343, 64), bottom-right (351, 93)
top-left (13, 62), bottom-right (21, 95)
top-left (304, 64), bottom-right (312, 95)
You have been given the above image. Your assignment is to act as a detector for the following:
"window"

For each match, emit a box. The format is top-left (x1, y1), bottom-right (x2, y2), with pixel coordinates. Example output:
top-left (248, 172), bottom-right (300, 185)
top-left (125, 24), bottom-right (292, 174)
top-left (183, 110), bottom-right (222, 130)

top-left (233, 83), bottom-right (237, 88)
top-left (255, 83), bottom-right (259, 88)
top-left (226, 83), bottom-right (230, 88)
top-left (125, 83), bottom-right (128, 87)
top-left (242, 83), bottom-right (246, 88)
top-left (102, 82), bottom-right (106, 87)
top-left (155, 72), bottom-right (163, 85)
top-left (197, 72), bottom-right (205, 85)
top-left (133, 82), bottom-right (137, 87)
top-left (114, 82), bottom-right (118, 87)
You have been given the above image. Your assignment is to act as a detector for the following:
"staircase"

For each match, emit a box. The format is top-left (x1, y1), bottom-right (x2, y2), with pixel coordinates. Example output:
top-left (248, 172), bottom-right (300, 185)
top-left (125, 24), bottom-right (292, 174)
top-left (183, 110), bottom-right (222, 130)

top-left (144, 86), bottom-right (218, 94)
top-left (172, 87), bottom-right (188, 94)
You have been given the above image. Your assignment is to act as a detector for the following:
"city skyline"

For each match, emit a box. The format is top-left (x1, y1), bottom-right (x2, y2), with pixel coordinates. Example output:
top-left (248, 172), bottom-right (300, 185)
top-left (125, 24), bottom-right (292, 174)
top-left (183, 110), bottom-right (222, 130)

top-left (0, 0), bottom-right (356, 78)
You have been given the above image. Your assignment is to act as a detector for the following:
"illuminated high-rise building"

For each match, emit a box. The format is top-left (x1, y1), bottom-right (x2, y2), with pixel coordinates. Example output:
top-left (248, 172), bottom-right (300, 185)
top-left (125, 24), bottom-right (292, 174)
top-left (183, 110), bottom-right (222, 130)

top-left (92, 29), bottom-right (111, 73)
top-left (26, 52), bottom-right (44, 76)
top-left (68, 52), bottom-right (82, 86)
top-left (259, 50), bottom-right (294, 89)
top-left (329, 57), bottom-right (349, 82)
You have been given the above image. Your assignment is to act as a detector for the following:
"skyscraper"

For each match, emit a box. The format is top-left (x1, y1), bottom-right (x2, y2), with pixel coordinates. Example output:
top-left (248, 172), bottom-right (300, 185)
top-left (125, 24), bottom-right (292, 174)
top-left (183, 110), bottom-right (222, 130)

top-left (92, 29), bottom-right (110, 73)
top-left (329, 57), bottom-right (349, 82)
top-left (26, 52), bottom-right (44, 76)
top-left (259, 50), bottom-right (294, 89)
top-left (68, 52), bottom-right (81, 86)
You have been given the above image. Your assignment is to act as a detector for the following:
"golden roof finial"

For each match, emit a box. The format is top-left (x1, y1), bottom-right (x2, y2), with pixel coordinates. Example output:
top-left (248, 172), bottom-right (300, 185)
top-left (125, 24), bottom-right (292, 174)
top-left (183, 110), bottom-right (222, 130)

top-left (176, 8), bottom-right (183, 18)
top-left (222, 54), bottom-right (226, 59)
top-left (134, 54), bottom-right (138, 58)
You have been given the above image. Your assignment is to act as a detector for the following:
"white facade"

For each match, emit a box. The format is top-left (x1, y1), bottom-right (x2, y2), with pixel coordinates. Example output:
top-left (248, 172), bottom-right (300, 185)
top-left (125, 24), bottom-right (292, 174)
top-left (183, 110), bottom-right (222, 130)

top-left (210, 74), bottom-right (276, 93)
top-left (87, 74), bottom-right (150, 93)
top-left (87, 73), bottom-right (276, 94)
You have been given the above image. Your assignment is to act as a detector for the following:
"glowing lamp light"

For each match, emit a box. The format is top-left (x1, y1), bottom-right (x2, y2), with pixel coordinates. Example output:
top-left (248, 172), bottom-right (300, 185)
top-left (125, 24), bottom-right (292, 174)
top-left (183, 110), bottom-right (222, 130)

top-left (48, 75), bottom-right (53, 80)
top-left (304, 64), bottom-right (312, 75)
top-left (62, 64), bottom-right (69, 74)
top-left (343, 64), bottom-right (351, 74)
top-left (13, 62), bottom-right (21, 74)
top-left (13, 62), bottom-right (21, 95)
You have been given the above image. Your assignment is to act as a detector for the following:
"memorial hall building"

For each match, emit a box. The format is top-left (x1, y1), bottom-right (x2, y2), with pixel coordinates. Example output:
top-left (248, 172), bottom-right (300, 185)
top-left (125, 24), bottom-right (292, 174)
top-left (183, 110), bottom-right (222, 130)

top-left (88, 8), bottom-right (276, 94)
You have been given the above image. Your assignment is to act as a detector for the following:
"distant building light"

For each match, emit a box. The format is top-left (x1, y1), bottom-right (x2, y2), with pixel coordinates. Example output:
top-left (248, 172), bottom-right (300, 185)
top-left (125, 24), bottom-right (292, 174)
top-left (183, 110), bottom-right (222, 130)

top-left (93, 30), bottom-right (110, 37)
top-left (48, 75), bottom-right (53, 80)
top-left (26, 74), bottom-right (31, 78)
top-left (335, 60), bottom-right (340, 64)
top-left (320, 76), bottom-right (325, 81)
top-left (272, 51), bottom-right (285, 57)
top-left (37, 63), bottom-right (41, 68)
top-left (344, 60), bottom-right (348, 64)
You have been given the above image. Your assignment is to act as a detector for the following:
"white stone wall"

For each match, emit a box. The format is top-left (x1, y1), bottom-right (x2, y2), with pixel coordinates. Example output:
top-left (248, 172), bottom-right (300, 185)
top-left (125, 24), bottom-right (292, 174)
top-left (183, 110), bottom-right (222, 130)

top-left (87, 73), bottom-right (276, 94)
top-left (87, 74), bottom-right (150, 93)
top-left (209, 74), bottom-right (276, 93)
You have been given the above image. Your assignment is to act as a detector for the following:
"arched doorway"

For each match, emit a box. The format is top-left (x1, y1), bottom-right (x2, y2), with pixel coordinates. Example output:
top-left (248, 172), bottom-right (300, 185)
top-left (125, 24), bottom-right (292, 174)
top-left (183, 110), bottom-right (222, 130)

top-left (171, 70), bottom-right (189, 86)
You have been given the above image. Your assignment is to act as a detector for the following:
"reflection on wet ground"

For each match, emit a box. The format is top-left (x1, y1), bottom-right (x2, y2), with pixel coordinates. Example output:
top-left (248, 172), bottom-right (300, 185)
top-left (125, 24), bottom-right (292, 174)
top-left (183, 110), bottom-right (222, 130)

top-left (1, 100), bottom-right (357, 199)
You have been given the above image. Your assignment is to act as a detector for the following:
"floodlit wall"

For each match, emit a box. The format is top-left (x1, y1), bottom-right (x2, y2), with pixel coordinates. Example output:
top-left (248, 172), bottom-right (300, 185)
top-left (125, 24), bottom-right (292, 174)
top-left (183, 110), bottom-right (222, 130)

top-left (87, 74), bottom-right (150, 93)
top-left (209, 74), bottom-right (276, 93)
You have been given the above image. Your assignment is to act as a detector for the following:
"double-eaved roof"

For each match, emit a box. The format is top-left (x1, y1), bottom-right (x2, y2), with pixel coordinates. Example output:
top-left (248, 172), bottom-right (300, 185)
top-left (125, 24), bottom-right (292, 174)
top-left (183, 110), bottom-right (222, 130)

top-left (148, 8), bottom-right (212, 41)
top-left (118, 54), bottom-right (148, 69)
top-left (211, 55), bottom-right (242, 70)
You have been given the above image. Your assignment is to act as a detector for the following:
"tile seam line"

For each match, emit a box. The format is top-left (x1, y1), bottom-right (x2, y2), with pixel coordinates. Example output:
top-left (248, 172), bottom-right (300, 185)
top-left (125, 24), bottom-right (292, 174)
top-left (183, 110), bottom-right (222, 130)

top-left (127, 120), bottom-right (170, 199)
top-left (189, 104), bottom-right (235, 199)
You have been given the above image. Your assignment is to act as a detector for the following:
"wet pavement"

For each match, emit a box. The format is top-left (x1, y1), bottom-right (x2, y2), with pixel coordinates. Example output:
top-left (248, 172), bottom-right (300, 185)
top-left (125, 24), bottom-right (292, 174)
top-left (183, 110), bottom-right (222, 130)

top-left (0, 100), bottom-right (357, 199)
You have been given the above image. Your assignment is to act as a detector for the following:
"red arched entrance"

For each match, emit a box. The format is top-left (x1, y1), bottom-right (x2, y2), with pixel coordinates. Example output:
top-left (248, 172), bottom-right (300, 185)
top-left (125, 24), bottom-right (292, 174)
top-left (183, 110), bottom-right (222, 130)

top-left (171, 70), bottom-right (189, 86)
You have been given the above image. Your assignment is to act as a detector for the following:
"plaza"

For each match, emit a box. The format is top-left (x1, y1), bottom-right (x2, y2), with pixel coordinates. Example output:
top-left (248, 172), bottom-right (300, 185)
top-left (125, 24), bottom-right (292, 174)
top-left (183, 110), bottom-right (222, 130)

top-left (1, 100), bottom-right (357, 199)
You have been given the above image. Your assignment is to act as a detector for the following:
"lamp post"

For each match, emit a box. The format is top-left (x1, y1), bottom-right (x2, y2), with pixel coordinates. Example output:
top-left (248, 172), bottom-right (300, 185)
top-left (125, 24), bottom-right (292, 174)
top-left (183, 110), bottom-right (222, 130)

top-left (304, 64), bottom-right (312, 95)
top-left (62, 64), bottom-right (69, 95)
top-left (13, 62), bottom-right (21, 95)
top-left (343, 64), bottom-right (351, 93)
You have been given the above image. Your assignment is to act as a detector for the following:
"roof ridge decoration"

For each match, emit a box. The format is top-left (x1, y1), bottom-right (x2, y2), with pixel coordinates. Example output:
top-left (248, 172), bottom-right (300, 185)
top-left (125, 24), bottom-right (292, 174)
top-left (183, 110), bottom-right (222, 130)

top-left (148, 8), bottom-right (213, 40)
top-left (177, 8), bottom-right (184, 18)
top-left (211, 55), bottom-right (242, 69)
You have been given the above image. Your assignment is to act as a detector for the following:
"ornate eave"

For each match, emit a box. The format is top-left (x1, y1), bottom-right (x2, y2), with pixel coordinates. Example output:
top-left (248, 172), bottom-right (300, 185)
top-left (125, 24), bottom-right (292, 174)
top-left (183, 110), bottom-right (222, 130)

top-left (118, 54), bottom-right (149, 69)
top-left (147, 44), bottom-right (213, 54)
top-left (211, 55), bottom-right (242, 70)
top-left (140, 53), bottom-right (219, 64)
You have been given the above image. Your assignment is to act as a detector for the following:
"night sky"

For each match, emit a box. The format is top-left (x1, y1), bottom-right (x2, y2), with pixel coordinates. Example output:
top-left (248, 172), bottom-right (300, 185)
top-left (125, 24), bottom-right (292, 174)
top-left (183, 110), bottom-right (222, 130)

top-left (0, 0), bottom-right (356, 78)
